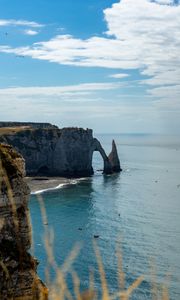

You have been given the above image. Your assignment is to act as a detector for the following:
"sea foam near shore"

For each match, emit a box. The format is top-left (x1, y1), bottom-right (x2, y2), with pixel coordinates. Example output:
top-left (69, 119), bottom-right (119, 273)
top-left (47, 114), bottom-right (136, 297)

top-left (26, 177), bottom-right (88, 195)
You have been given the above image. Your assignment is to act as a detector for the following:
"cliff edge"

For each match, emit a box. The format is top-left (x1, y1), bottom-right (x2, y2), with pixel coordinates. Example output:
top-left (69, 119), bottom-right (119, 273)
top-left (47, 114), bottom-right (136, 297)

top-left (0, 144), bottom-right (48, 299)
top-left (0, 123), bottom-right (121, 177)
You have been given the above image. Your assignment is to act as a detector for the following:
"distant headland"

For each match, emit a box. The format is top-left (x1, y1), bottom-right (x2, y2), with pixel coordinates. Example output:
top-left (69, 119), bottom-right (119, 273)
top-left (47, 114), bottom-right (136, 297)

top-left (0, 121), bottom-right (121, 177)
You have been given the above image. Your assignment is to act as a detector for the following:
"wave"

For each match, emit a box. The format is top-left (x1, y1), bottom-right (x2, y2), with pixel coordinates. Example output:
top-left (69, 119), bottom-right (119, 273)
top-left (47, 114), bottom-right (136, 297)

top-left (31, 177), bottom-right (88, 195)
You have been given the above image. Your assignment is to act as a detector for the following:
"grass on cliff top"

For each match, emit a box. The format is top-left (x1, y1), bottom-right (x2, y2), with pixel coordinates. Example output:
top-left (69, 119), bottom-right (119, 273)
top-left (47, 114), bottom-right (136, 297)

top-left (0, 126), bottom-right (31, 135)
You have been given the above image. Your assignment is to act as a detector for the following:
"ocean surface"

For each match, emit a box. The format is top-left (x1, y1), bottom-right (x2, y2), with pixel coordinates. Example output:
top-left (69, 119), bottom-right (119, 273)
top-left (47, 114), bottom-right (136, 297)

top-left (29, 134), bottom-right (180, 299)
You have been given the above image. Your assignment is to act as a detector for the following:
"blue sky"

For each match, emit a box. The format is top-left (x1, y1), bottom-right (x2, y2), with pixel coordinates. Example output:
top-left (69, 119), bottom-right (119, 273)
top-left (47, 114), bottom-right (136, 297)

top-left (0, 0), bottom-right (180, 133)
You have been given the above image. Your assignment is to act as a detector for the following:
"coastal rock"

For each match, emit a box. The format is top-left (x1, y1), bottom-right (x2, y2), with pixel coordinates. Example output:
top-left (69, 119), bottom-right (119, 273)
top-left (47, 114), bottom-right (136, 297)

top-left (0, 122), bottom-right (121, 177)
top-left (0, 144), bottom-right (48, 299)
top-left (92, 138), bottom-right (113, 174)
top-left (108, 140), bottom-right (122, 172)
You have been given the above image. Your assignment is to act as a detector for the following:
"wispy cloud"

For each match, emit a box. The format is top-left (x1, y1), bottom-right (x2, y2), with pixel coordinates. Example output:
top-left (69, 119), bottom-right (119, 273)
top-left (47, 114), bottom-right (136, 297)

top-left (0, 92), bottom-right (167, 133)
top-left (148, 84), bottom-right (180, 99)
top-left (0, 82), bottom-right (122, 99)
top-left (109, 73), bottom-right (129, 79)
top-left (0, 19), bottom-right (43, 28)
top-left (0, 1), bottom-right (180, 102)
top-left (23, 29), bottom-right (39, 36)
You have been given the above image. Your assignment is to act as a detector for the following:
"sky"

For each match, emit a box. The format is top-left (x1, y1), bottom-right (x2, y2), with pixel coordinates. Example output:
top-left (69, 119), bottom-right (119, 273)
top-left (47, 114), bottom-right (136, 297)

top-left (0, 0), bottom-right (180, 134)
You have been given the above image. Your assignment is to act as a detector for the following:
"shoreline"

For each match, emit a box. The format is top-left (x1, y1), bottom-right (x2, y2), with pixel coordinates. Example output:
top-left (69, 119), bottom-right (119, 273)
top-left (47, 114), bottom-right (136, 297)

top-left (25, 176), bottom-right (87, 195)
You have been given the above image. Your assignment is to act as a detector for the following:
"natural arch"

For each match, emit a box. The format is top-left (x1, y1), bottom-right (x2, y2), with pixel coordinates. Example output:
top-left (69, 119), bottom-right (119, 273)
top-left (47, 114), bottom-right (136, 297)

top-left (92, 151), bottom-right (104, 173)
top-left (92, 138), bottom-right (112, 175)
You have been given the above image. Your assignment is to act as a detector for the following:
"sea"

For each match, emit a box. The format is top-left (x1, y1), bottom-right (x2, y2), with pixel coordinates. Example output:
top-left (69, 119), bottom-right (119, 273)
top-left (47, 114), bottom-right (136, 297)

top-left (29, 133), bottom-right (180, 299)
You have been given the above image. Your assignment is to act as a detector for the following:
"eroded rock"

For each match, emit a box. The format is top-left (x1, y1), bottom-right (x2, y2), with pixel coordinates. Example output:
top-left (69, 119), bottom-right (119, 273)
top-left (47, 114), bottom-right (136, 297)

top-left (0, 143), bottom-right (48, 299)
top-left (108, 140), bottom-right (122, 172)
top-left (0, 123), bottom-right (121, 177)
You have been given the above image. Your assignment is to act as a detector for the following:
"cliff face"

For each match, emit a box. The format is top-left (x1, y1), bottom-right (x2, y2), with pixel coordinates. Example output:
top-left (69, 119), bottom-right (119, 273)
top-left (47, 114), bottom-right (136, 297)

top-left (0, 144), bottom-right (47, 299)
top-left (0, 124), bottom-right (121, 177)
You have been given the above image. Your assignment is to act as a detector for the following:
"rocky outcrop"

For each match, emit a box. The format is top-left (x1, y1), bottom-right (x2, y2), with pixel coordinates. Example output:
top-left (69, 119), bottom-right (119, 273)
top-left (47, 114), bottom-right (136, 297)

top-left (108, 140), bottom-right (122, 172)
top-left (0, 144), bottom-right (48, 299)
top-left (0, 123), bottom-right (121, 177)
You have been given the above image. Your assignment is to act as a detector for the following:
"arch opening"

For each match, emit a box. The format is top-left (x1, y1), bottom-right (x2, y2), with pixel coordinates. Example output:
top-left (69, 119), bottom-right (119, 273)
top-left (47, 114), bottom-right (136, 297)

top-left (92, 150), bottom-right (104, 174)
top-left (92, 138), bottom-right (113, 175)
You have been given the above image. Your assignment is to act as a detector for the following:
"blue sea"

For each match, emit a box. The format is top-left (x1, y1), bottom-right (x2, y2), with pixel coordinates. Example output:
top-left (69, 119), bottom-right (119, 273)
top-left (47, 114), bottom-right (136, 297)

top-left (29, 134), bottom-right (180, 299)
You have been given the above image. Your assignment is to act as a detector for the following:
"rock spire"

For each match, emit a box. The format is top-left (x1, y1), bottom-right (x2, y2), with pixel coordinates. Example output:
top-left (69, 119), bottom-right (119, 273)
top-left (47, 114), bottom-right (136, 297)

top-left (108, 140), bottom-right (122, 172)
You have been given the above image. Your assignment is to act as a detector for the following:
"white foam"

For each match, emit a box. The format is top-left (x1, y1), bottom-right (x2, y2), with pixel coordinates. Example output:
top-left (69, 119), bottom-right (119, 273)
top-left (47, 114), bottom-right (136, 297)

top-left (30, 178), bottom-right (87, 195)
top-left (31, 183), bottom-right (68, 195)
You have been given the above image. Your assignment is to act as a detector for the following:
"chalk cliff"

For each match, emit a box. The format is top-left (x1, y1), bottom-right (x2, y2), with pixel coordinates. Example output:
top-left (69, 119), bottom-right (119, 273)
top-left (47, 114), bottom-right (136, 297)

top-left (0, 123), bottom-right (121, 177)
top-left (108, 140), bottom-right (122, 172)
top-left (0, 144), bottom-right (48, 299)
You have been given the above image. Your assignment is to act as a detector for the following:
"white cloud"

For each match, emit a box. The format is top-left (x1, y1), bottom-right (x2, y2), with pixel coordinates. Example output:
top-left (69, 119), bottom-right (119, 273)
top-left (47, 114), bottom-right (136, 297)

top-left (141, 69), bottom-right (180, 86)
top-left (0, 82), bottom-right (178, 133)
top-left (109, 73), bottom-right (129, 79)
top-left (0, 82), bottom-right (122, 99)
top-left (148, 84), bottom-right (180, 99)
top-left (0, 35), bottom-right (141, 69)
top-left (0, 94), bottom-right (167, 133)
top-left (23, 29), bottom-right (39, 36)
top-left (0, 19), bottom-right (43, 28)
top-left (0, 1), bottom-right (180, 102)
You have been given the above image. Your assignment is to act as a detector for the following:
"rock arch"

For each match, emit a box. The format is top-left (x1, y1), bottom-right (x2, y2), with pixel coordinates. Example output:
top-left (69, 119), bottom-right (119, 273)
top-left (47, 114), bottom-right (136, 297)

top-left (92, 138), bottom-right (113, 175)
top-left (0, 124), bottom-right (121, 177)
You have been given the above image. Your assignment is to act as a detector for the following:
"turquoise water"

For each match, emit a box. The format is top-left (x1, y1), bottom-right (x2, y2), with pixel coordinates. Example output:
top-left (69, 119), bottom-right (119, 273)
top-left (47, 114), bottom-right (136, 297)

top-left (29, 134), bottom-right (180, 299)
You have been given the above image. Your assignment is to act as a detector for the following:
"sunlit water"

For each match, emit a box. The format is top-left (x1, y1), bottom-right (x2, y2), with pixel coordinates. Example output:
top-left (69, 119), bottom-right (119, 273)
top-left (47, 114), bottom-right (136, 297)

top-left (29, 134), bottom-right (180, 299)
